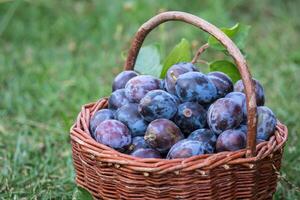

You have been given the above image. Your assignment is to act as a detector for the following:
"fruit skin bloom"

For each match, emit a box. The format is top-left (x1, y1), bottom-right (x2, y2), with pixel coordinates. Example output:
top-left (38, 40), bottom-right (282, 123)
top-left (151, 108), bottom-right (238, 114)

top-left (225, 92), bottom-right (247, 120)
top-left (234, 79), bottom-right (265, 106)
top-left (125, 75), bottom-right (161, 103)
top-left (175, 72), bottom-right (217, 104)
top-left (188, 129), bottom-right (217, 154)
top-left (144, 119), bottom-right (184, 154)
top-left (89, 109), bottom-right (115, 138)
top-left (127, 136), bottom-right (150, 153)
top-left (138, 90), bottom-right (177, 122)
top-left (207, 71), bottom-right (233, 98)
top-left (256, 106), bottom-right (276, 141)
top-left (165, 62), bottom-right (199, 94)
top-left (112, 70), bottom-right (139, 91)
top-left (207, 98), bottom-right (243, 134)
top-left (216, 129), bottom-right (246, 152)
top-left (173, 102), bottom-right (206, 136)
top-left (108, 89), bottom-right (131, 110)
top-left (115, 103), bottom-right (148, 137)
top-left (167, 139), bottom-right (206, 159)
top-left (94, 120), bottom-right (131, 151)
top-left (130, 148), bottom-right (162, 158)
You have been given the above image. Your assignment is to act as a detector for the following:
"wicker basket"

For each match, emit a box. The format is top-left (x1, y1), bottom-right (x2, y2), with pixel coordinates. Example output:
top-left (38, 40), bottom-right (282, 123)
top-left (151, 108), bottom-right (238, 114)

top-left (70, 11), bottom-right (288, 200)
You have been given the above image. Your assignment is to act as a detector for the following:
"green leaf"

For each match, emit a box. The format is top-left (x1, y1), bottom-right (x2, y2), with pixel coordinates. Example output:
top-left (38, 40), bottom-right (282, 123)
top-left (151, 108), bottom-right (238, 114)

top-left (160, 38), bottom-right (192, 78)
top-left (72, 187), bottom-right (93, 200)
top-left (134, 45), bottom-right (162, 77)
top-left (209, 60), bottom-right (241, 83)
top-left (208, 23), bottom-right (250, 51)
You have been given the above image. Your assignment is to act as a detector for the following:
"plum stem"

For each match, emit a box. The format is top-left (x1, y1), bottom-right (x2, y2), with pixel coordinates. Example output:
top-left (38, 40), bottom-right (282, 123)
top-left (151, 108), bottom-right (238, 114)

top-left (183, 108), bottom-right (193, 118)
top-left (170, 71), bottom-right (177, 81)
top-left (128, 144), bottom-right (135, 152)
top-left (145, 133), bottom-right (156, 141)
top-left (191, 43), bottom-right (209, 64)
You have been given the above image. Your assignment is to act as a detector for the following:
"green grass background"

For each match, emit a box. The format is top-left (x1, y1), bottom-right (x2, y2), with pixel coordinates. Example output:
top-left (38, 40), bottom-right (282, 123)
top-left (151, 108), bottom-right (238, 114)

top-left (0, 0), bottom-right (299, 199)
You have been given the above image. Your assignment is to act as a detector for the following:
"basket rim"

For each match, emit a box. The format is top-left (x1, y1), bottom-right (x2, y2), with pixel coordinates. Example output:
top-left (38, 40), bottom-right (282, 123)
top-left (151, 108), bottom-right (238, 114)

top-left (70, 98), bottom-right (288, 173)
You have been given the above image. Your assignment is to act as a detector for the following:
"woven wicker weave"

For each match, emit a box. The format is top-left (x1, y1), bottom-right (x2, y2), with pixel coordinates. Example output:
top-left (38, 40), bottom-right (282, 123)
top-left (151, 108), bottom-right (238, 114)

top-left (70, 11), bottom-right (288, 200)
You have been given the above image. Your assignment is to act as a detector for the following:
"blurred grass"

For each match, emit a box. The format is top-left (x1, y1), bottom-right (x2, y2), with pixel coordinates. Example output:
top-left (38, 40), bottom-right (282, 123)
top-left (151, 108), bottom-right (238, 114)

top-left (0, 0), bottom-right (299, 199)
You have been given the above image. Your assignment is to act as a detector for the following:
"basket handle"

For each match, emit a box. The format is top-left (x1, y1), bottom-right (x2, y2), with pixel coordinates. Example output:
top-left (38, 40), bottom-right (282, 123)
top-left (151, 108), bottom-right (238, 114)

top-left (124, 11), bottom-right (257, 158)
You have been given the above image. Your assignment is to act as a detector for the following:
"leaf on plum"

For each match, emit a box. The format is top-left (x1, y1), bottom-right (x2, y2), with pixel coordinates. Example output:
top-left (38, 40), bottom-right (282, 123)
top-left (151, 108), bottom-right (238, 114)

top-left (134, 45), bottom-right (162, 77)
top-left (209, 60), bottom-right (241, 83)
top-left (160, 38), bottom-right (192, 78)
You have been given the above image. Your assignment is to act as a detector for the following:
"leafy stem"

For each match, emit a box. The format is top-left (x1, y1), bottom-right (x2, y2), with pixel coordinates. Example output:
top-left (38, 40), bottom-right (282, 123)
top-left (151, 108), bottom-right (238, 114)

top-left (191, 43), bottom-right (209, 64)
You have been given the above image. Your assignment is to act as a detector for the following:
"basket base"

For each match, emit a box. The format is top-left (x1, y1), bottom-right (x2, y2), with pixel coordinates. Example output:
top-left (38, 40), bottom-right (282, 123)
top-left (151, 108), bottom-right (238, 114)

top-left (72, 144), bottom-right (282, 200)
top-left (70, 100), bottom-right (287, 200)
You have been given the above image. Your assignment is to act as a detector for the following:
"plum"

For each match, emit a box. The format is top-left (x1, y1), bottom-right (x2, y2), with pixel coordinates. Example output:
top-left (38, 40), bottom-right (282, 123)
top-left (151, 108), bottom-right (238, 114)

top-left (236, 124), bottom-right (247, 134)
top-left (208, 71), bottom-right (233, 98)
top-left (127, 136), bottom-right (150, 153)
top-left (165, 62), bottom-right (198, 94)
top-left (167, 139), bottom-right (206, 159)
top-left (216, 129), bottom-right (246, 152)
top-left (160, 79), bottom-right (168, 91)
top-left (256, 106), bottom-right (277, 140)
top-left (124, 75), bottom-right (161, 103)
top-left (138, 90), bottom-right (177, 122)
top-left (108, 89), bottom-right (131, 110)
top-left (144, 119), bottom-right (184, 154)
top-left (89, 109), bottom-right (114, 138)
top-left (115, 103), bottom-right (148, 137)
top-left (112, 70), bottom-right (139, 91)
top-left (235, 124), bottom-right (248, 141)
top-left (171, 94), bottom-right (181, 105)
top-left (188, 129), bottom-right (217, 153)
top-left (232, 107), bottom-right (276, 141)
top-left (130, 148), bottom-right (162, 158)
top-left (235, 124), bottom-right (270, 144)
top-left (225, 92), bottom-right (247, 120)
top-left (234, 79), bottom-right (265, 106)
top-left (207, 98), bottom-right (243, 134)
top-left (173, 102), bottom-right (206, 136)
top-left (175, 72), bottom-right (217, 104)
top-left (94, 120), bottom-right (131, 151)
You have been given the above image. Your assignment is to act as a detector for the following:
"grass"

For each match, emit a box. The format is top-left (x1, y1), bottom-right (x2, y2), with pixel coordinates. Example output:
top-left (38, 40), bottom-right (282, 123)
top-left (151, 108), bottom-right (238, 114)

top-left (0, 0), bottom-right (299, 199)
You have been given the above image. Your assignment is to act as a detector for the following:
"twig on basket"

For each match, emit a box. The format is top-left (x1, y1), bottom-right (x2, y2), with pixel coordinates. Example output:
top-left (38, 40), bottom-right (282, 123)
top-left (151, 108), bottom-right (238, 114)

top-left (191, 43), bottom-right (209, 64)
top-left (197, 59), bottom-right (209, 65)
top-left (272, 164), bottom-right (300, 193)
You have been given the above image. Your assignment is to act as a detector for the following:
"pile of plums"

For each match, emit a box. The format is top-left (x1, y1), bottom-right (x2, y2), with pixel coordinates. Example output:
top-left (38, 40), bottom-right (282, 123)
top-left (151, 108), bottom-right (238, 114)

top-left (89, 62), bottom-right (277, 159)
